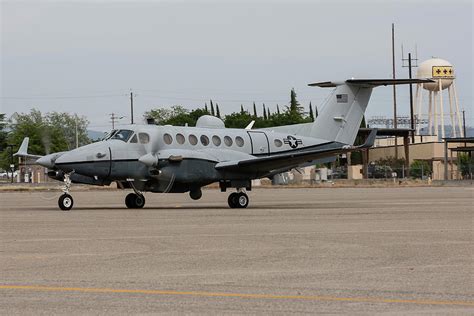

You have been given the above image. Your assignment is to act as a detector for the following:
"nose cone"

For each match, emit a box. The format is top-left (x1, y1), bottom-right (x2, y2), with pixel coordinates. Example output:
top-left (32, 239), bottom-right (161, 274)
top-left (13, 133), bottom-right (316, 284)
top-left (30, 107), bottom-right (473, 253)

top-left (37, 152), bottom-right (65, 169)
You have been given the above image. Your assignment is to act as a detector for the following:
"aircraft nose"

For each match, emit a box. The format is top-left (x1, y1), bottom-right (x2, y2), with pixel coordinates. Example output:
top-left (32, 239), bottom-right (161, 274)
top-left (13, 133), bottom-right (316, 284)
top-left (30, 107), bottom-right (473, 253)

top-left (37, 155), bottom-right (55, 168)
top-left (37, 152), bottom-right (65, 169)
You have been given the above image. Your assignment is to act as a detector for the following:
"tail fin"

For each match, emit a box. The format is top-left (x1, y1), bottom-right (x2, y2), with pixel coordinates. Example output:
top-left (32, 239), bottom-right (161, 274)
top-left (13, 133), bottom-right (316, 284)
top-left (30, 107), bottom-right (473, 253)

top-left (307, 78), bottom-right (433, 145)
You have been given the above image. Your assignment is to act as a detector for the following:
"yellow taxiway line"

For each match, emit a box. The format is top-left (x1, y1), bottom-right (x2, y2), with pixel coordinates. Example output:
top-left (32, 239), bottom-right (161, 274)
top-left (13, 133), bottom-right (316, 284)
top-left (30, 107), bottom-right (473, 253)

top-left (1, 285), bottom-right (473, 307)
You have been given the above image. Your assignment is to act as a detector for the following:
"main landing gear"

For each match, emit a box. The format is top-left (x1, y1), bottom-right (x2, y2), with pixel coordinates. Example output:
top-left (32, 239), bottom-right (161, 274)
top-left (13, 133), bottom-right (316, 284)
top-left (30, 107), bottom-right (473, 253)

top-left (227, 190), bottom-right (249, 208)
top-left (58, 172), bottom-right (74, 211)
top-left (125, 182), bottom-right (145, 209)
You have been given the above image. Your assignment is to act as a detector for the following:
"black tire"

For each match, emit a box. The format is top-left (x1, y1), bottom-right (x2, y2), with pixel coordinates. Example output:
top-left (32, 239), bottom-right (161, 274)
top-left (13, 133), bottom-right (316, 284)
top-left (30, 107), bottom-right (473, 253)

top-left (134, 194), bottom-right (145, 208)
top-left (236, 192), bottom-right (249, 208)
top-left (125, 193), bottom-right (145, 209)
top-left (58, 194), bottom-right (73, 211)
top-left (125, 193), bottom-right (135, 208)
top-left (227, 192), bottom-right (238, 208)
top-left (189, 189), bottom-right (202, 200)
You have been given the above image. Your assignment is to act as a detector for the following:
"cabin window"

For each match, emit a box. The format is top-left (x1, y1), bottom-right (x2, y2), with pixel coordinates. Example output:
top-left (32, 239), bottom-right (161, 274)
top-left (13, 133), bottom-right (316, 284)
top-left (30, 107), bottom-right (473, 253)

top-left (189, 134), bottom-right (198, 145)
top-left (176, 133), bottom-right (185, 145)
top-left (138, 133), bottom-right (150, 144)
top-left (235, 136), bottom-right (244, 147)
top-left (274, 139), bottom-right (283, 147)
top-left (111, 129), bottom-right (133, 142)
top-left (129, 134), bottom-right (138, 143)
top-left (163, 133), bottom-right (173, 145)
top-left (212, 135), bottom-right (221, 146)
top-left (224, 136), bottom-right (233, 146)
top-left (200, 135), bottom-right (209, 146)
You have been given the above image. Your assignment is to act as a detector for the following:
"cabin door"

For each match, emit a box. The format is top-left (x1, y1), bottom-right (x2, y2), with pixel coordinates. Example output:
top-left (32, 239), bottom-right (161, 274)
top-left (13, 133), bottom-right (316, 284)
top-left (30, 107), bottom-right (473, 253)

top-left (248, 131), bottom-right (269, 155)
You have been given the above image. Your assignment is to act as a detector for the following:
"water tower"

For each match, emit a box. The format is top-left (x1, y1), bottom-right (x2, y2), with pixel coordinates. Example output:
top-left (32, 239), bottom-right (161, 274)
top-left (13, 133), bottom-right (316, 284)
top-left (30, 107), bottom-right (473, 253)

top-left (415, 58), bottom-right (463, 138)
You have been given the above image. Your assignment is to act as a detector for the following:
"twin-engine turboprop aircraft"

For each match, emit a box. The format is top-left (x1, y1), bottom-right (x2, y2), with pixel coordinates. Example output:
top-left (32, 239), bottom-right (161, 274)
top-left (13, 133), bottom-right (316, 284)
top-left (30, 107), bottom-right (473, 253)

top-left (15, 78), bottom-right (432, 210)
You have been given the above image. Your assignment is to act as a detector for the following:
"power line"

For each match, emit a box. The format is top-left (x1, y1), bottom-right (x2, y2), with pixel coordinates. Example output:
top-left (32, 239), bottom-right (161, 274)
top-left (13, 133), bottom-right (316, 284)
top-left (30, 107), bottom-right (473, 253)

top-left (1, 94), bottom-right (128, 100)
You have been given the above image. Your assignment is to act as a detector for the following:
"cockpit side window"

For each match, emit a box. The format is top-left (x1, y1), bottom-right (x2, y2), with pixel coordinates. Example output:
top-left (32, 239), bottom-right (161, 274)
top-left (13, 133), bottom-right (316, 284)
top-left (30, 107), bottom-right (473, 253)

top-left (104, 129), bottom-right (118, 140)
top-left (138, 133), bottom-right (150, 144)
top-left (129, 134), bottom-right (138, 143)
top-left (111, 129), bottom-right (134, 142)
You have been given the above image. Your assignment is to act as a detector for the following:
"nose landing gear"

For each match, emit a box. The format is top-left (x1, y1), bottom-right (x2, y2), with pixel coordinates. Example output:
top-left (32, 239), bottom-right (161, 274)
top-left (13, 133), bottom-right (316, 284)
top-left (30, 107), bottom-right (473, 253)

top-left (228, 190), bottom-right (249, 208)
top-left (125, 193), bottom-right (145, 209)
top-left (58, 172), bottom-right (74, 211)
top-left (125, 181), bottom-right (145, 209)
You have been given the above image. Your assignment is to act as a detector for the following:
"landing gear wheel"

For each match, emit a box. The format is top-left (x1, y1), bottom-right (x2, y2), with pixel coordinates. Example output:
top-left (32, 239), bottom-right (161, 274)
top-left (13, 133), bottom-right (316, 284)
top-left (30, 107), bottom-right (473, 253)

top-left (189, 189), bottom-right (202, 200)
top-left (58, 193), bottom-right (73, 211)
top-left (125, 193), bottom-right (145, 209)
top-left (228, 192), bottom-right (249, 208)
top-left (228, 192), bottom-right (238, 208)
top-left (236, 192), bottom-right (249, 208)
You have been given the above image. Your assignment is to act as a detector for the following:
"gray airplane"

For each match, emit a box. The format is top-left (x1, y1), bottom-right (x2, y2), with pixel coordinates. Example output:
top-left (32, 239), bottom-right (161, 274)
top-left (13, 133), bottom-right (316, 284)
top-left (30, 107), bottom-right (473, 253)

top-left (15, 78), bottom-right (431, 210)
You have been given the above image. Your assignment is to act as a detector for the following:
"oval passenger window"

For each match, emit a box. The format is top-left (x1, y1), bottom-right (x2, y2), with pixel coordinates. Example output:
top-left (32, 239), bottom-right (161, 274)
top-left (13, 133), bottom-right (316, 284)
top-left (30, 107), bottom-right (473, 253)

top-left (163, 133), bottom-right (173, 145)
top-left (176, 133), bottom-right (185, 144)
top-left (235, 136), bottom-right (244, 147)
top-left (189, 134), bottom-right (198, 145)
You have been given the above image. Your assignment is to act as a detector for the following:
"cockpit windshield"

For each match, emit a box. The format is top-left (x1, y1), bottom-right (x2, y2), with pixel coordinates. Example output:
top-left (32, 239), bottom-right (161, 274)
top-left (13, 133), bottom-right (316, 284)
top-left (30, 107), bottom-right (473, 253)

top-left (110, 129), bottom-right (134, 142)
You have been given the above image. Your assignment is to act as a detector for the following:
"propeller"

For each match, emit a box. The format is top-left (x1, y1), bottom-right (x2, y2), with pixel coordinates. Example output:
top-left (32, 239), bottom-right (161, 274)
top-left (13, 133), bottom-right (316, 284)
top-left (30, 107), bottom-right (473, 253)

top-left (137, 129), bottom-right (177, 193)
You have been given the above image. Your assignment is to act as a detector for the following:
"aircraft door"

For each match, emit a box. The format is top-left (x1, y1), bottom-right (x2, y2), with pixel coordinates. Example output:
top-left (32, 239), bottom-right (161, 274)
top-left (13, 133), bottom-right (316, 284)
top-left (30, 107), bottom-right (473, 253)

top-left (248, 131), bottom-right (269, 155)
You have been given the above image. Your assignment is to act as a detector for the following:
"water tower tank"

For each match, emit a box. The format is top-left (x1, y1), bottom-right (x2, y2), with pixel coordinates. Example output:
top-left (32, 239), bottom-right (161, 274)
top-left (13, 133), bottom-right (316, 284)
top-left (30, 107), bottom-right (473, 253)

top-left (417, 58), bottom-right (454, 91)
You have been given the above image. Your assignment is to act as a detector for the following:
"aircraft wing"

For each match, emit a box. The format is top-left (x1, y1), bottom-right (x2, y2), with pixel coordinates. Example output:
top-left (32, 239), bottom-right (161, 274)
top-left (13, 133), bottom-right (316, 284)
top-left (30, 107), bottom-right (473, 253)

top-left (215, 129), bottom-right (377, 174)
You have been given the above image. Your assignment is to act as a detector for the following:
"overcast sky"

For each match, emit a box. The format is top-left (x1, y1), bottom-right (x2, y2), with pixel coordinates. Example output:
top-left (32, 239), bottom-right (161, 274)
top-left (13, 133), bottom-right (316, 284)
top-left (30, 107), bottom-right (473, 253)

top-left (1, 0), bottom-right (472, 131)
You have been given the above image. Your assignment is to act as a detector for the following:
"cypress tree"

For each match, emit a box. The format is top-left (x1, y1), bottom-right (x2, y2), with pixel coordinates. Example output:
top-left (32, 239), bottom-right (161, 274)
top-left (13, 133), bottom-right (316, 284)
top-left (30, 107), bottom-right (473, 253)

top-left (253, 102), bottom-right (257, 118)
top-left (309, 102), bottom-right (314, 122)
top-left (315, 105), bottom-right (318, 118)
top-left (289, 88), bottom-right (302, 116)
top-left (210, 100), bottom-right (215, 116)
top-left (240, 104), bottom-right (244, 114)
top-left (267, 107), bottom-right (271, 119)
top-left (263, 104), bottom-right (267, 120)
top-left (204, 103), bottom-right (209, 114)
top-left (216, 103), bottom-right (221, 118)
top-left (276, 104), bottom-right (280, 115)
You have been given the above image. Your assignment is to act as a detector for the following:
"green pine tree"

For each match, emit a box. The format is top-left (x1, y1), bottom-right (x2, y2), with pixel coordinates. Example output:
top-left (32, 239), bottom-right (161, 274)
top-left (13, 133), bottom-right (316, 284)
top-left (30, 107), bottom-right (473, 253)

top-left (267, 107), bottom-right (271, 119)
top-left (253, 102), bottom-right (257, 118)
top-left (216, 103), bottom-right (221, 118)
top-left (240, 105), bottom-right (244, 114)
top-left (309, 102), bottom-right (314, 122)
top-left (276, 104), bottom-right (280, 115)
top-left (204, 103), bottom-right (209, 114)
top-left (210, 100), bottom-right (215, 116)
top-left (315, 105), bottom-right (318, 118)
top-left (263, 104), bottom-right (267, 120)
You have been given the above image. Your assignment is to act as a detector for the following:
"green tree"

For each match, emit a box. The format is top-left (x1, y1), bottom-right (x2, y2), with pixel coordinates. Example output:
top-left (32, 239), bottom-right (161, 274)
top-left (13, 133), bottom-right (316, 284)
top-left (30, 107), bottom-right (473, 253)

top-left (276, 104), bottom-right (280, 115)
top-left (253, 102), bottom-right (257, 118)
top-left (457, 153), bottom-right (474, 178)
top-left (410, 160), bottom-right (432, 179)
top-left (0, 110), bottom-right (90, 170)
top-left (263, 104), bottom-right (267, 120)
top-left (216, 103), bottom-right (221, 118)
top-left (309, 102), bottom-right (314, 122)
top-left (210, 100), bottom-right (215, 116)
top-left (267, 107), bottom-right (271, 119)
top-left (289, 88), bottom-right (304, 117)
top-left (224, 111), bottom-right (253, 128)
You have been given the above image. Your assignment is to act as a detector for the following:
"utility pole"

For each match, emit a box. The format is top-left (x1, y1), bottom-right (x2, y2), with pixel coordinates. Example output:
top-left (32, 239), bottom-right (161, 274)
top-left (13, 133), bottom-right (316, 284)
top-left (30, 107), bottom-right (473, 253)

top-left (130, 90), bottom-right (134, 124)
top-left (402, 48), bottom-right (418, 143)
top-left (110, 113), bottom-right (124, 130)
top-left (391, 23), bottom-right (398, 158)
top-left (462, 110), bottom-right (466, 138)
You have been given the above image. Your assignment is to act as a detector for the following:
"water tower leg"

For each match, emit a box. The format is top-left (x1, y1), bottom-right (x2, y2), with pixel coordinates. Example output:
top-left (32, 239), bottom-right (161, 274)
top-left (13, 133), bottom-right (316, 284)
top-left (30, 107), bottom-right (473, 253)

top-left (452, 81), bottom-right (464, 137)
top-left (415, 85), bottom-right (423, 135)
top-left (428, 91), bottom-right (433, 135)
top-left (433, 91), bottom-right (439, 137)
top-left (438, 79), bottom-right (446, 139)
top-left (447, 85), bottom-right (456, 137)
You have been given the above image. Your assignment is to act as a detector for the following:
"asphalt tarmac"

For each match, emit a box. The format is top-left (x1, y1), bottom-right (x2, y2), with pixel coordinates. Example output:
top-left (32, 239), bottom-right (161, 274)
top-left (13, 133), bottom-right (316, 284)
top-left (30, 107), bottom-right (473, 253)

top-left (0, 186), bottom-right (473, 314)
